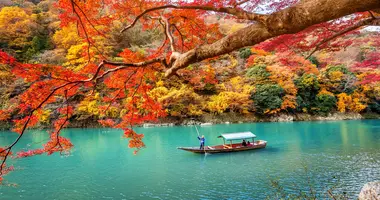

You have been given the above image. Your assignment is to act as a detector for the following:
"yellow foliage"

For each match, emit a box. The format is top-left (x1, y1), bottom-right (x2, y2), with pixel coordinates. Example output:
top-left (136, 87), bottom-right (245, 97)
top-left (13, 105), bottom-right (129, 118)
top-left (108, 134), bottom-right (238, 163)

top-left (361, 85), bottom-right (371, 93)
top-left (36, 109), bottom-right (51, 123)
top-left (349, 92), bottom-right (367, 112)
top-left (207, 94), bottom-right (229, 114)
top-left (221, 76), bottom-right (254, 94)
top-left (119, 108), bottom-right (128, 118)
top-left (225, 55), bottom-right (238, 69)
top-left (208, 76), bottom-right (254, 114)
top-left (337, 92), bottom-right (367, 113)
top-left (77, 93), bottom-right (101, 116)
top-left (159, 85), bottom-right (203, 117)
top-left (156, 80), bottom-right (165, 87)
top-left (55, 23), bottom-right (112, 70)
top-left (64, 43), bottom-right (88, 69)
top-left (318, 88), bottom-right (334, 96)
top-left (337, 93), bottom-right (350, 112)
top-left (350, 98), bottom-right (366, 112)
top-left (329, 71), bottom-right (344, 82)
top-left (207, 92), bottom-right (252, 114)
top-left (53, 23), bottom-right (82, 49)
top-left (0, 7), bottom-right (33, 48)
top-left (148, 86), bottom-right (169, 100)
top-left (302, 75), bottom-right (317, 87)
top-left (188, 104), bottom-right (203, 116)
top-left (106, 106), bottom-right (119, 118)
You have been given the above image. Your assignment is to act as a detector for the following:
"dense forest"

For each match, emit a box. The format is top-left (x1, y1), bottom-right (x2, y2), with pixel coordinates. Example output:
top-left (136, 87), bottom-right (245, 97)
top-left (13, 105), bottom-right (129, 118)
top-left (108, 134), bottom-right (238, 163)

top-left (0, 0), bottom-right (379, 129)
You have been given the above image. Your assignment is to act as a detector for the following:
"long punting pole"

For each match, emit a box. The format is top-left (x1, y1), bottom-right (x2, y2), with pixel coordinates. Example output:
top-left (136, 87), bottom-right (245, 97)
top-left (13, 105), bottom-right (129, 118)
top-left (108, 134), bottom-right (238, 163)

top-left (195, 125), bottom-right (200, 137)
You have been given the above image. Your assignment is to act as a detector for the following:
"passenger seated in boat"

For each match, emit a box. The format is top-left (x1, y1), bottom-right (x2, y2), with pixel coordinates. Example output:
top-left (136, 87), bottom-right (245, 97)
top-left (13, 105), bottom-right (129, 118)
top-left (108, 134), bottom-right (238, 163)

top-left (242, 139), bottom-right (247, 147)
top-left (247, 141), bottom-right (251, 146)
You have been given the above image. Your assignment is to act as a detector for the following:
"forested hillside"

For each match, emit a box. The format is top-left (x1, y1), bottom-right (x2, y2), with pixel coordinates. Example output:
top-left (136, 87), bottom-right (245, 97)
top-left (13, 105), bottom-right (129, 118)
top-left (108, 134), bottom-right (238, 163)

top-left (0, 0), bottom-right (379, 129)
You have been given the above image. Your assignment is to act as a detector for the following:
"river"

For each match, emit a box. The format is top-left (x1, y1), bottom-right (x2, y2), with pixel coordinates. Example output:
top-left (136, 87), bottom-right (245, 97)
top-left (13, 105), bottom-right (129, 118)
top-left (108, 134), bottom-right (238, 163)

top-left (0, 120), bottom-right (379, 199)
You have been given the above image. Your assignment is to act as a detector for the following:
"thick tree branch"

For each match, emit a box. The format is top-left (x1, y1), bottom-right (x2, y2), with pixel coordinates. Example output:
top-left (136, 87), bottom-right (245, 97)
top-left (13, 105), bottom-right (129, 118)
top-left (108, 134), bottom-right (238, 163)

top-left (120, 5), bottom-right (267, 33)
top-left (162, 17), bottom-right (176, 52)
top-left (164, 0), bottom-right (380, 77)
top-left (94, 58), bottom-right (165, 82)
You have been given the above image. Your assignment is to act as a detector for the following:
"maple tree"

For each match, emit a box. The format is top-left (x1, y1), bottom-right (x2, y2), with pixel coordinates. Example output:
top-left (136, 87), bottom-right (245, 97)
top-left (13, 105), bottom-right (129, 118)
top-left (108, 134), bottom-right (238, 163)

top-left (1, 0), bottom-right (380, 183)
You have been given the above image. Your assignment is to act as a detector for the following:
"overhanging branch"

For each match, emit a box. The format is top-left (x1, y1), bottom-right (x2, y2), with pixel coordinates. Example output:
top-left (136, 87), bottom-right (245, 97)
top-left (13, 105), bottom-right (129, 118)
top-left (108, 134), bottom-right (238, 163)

top-left (163, 0), bottom-right (380, 77)
top-left (120, 4), bottom-right (267, 33)
top-left (305, 17), bottom-right (380, 59)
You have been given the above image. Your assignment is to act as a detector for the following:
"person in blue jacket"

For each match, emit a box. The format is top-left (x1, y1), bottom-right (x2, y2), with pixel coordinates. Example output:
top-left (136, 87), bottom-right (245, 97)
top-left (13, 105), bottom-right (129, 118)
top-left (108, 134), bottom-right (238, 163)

top-left (197, 135), bottom-right (205, 149)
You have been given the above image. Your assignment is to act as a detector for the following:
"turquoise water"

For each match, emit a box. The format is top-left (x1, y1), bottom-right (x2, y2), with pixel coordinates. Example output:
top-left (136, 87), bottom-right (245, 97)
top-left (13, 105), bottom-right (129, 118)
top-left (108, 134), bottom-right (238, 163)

top-left (0, 120), bottom-right (380, 199)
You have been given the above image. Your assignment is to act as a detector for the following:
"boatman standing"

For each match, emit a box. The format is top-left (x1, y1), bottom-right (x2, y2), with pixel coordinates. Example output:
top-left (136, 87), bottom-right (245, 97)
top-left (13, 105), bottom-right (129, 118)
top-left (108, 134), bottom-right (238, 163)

top-left (197, 135), bottom-right (205, 149)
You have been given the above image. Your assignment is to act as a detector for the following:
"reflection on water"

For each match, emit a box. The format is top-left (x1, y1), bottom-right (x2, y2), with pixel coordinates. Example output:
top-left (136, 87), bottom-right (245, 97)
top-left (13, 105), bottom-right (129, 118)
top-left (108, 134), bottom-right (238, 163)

top-left (0, 120), bottom-right (379, 199)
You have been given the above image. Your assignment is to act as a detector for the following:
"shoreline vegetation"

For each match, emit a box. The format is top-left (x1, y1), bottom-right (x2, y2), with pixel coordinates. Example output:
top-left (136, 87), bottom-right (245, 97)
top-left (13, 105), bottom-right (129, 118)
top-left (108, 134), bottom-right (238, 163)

top-left (1, 112), bottom-right (378, 130)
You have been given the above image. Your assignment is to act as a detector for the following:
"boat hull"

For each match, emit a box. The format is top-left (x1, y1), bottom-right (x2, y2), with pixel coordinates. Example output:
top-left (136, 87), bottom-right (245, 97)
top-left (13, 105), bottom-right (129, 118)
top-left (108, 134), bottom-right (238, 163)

top-left (177, 140), bottom-right (267, 154)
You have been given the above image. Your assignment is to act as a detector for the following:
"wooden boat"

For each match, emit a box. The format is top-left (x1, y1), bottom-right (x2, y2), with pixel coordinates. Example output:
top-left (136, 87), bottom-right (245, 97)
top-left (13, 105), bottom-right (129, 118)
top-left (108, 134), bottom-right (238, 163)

top-left (177, 131), bottom-right (267, 154)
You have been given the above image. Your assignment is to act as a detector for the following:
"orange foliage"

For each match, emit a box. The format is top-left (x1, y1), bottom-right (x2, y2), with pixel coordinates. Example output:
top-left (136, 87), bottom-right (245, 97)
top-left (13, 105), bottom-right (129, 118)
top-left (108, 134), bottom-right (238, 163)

top-left (337, 92), bottom-right (367, 113)
top-left (267, 66), bottom-right (298, 110)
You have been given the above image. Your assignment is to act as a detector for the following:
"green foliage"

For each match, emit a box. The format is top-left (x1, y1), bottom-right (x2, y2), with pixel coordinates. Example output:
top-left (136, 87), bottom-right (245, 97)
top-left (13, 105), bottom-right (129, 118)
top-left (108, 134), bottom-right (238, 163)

top-left (203, 83), bottom-right (217, 94)
top-left (250, 84), bottom-right (284, 114)
top-left (368, 101), bottom-right (380, 114)
top-left (294, 74), bottom-right (320, 112)
top-left (239, 47), bottom-right (252, 59)
top-left (307, 56), bottom-right (320, 68)
top-left (246, 64), bottom-right (271, 83)
top-left (314, 94), bottom-right (336, 114)
top-left (23, 35), bottom-right (51, 60)
top-left (326, 65), bottom-right (352, 75)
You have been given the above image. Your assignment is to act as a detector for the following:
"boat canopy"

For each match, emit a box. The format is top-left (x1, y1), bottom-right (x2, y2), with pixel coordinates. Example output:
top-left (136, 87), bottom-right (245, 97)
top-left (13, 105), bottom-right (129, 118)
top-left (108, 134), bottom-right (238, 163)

top-left (221, 131), bottom-right (256, 141)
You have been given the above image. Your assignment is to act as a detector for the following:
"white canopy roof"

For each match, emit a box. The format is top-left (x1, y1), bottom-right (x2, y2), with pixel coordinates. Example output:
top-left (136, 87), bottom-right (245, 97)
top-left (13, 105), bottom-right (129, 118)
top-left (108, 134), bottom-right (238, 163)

top-left (221, 131), bottom-right (256, 141)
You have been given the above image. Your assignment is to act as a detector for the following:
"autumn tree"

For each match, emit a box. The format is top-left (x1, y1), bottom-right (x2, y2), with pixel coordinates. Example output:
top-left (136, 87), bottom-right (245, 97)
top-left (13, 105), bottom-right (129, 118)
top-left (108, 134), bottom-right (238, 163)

top-left (251, 84), bottom-right (285, 114)
top-left (319, 65), bottom-right (357, 94)
top-left (0, 7), bottom-right (34, 51)
top-left (314, 89), bottom-right (337, 114)
top-left (1, 0), bottom-right (380, 183)
top-left (295, 74), bottom-right (320, 113)
top-left (207, 76), bottom-right (253, 114)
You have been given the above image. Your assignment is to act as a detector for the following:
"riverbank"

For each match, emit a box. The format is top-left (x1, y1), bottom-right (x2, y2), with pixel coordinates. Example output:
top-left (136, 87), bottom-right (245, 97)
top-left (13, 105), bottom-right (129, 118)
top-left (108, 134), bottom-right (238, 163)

top-left (148, 112), bottom-right (380, 127)
top-left (0, 112), bottom-right (378, 130)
